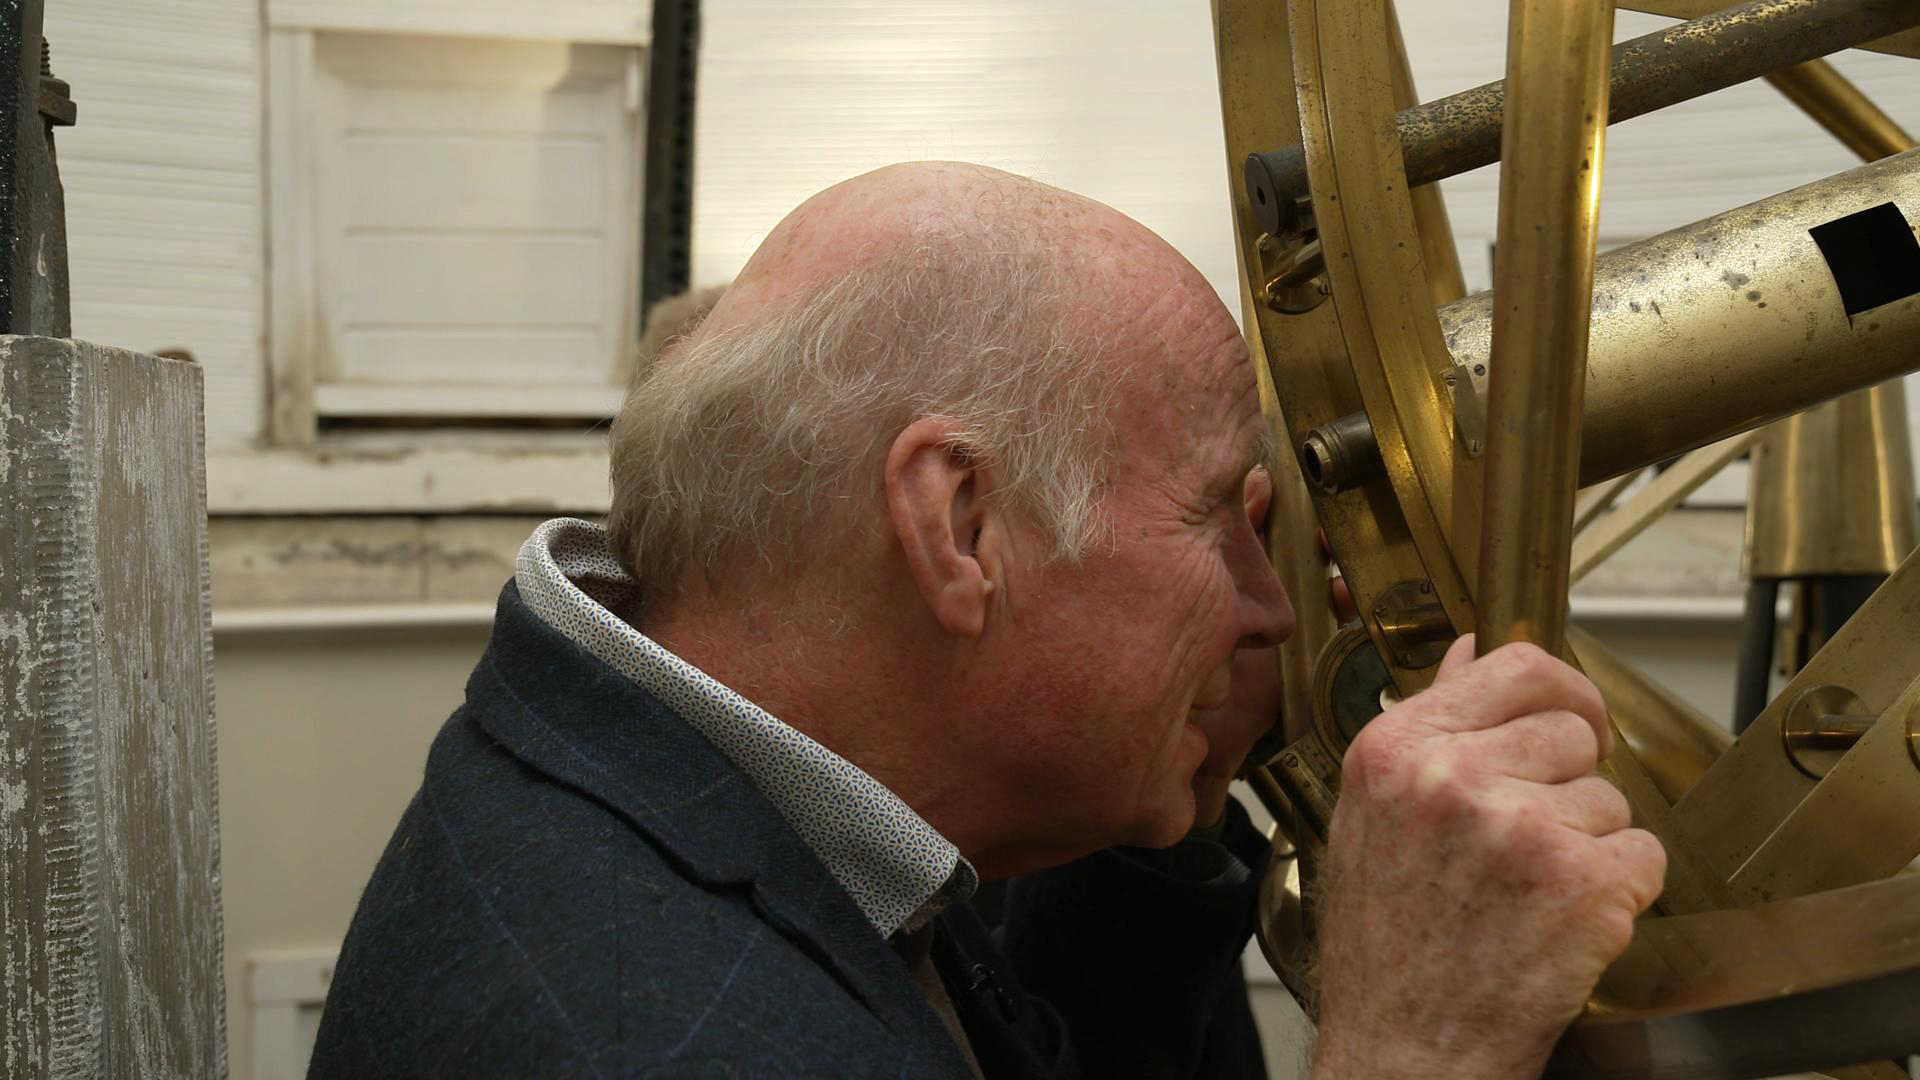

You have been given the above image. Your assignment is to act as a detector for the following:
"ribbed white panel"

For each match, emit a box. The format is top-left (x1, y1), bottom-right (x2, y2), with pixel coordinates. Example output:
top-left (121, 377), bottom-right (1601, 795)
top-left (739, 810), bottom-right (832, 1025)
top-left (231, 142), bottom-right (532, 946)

top-left (691, 1), bottom-right (1240, 307)
top-left (44, 0), bottom-right (264, 449)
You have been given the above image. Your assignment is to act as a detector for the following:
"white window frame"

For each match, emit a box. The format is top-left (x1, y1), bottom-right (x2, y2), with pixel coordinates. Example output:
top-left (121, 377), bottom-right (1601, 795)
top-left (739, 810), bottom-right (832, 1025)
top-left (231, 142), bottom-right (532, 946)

top-left (240, 4), bottom-right (652, 515)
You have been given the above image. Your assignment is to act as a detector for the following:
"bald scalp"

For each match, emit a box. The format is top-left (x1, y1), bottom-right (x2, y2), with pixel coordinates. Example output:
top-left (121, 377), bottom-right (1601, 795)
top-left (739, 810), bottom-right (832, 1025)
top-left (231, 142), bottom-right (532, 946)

top-left (606, 162), bottom-right (1201, 606)
top-left (697, 163), bottom-right (1116, 336)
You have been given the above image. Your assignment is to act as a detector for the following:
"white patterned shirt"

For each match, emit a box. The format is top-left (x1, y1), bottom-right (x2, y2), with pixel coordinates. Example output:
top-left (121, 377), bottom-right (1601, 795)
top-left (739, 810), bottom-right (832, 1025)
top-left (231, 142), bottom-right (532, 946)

top-left (514, 518), bottom-right (978, 938)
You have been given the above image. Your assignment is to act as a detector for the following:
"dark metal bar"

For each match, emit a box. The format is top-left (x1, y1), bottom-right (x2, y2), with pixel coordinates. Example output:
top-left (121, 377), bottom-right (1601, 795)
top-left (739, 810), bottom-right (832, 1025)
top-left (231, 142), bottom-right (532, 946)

top-left (1244, 0), bottom-right (1920, 236)
top-left (0, 0), bottom-right (74, 337)
top-left (1732, 578), bottom-right (1778, 735)
top-left (639, 0), bottom-right (701, 334)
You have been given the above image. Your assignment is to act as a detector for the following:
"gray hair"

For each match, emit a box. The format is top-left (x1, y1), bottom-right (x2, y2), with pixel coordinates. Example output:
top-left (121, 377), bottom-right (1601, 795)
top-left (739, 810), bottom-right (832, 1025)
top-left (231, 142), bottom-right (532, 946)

top-left (606, 237), bottom-right (1121, 605)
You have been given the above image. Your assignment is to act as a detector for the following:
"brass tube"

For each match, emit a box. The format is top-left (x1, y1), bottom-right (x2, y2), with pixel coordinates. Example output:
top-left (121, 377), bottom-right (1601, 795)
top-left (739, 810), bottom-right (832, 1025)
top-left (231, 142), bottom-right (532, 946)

top-left (1747, 392), bottom-right (1918, 577)
top-left (1441, 148), bottom-right (1920, 486)
top-left (1746, 59), bottom-right (1920, 581)
top-left (1244, 0), bottom-right (1920, 236)
top-left (1475, 0), bottom-right (1614, 655)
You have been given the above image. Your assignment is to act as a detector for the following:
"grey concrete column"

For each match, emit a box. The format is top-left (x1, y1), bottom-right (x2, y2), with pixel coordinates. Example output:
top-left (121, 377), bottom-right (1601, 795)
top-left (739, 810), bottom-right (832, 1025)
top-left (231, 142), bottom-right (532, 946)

top-left (1, 337), bottom-right (224, 1078)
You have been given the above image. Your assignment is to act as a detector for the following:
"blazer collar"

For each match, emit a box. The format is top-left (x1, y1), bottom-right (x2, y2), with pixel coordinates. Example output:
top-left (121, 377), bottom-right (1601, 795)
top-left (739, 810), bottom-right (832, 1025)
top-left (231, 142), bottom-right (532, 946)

top-left (466, 581), bottom-right (964, 1059)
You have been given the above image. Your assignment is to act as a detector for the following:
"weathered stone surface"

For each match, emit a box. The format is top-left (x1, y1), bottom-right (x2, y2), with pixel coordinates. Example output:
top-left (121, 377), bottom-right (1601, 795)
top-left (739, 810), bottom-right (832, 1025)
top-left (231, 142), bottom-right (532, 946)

top-left (1, 337), bottom-right (225, 1078)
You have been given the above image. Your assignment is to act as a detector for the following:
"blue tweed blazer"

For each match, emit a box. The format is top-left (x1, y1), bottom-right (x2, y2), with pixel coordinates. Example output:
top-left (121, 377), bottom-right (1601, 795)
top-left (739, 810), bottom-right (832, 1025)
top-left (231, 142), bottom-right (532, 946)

top-left (308, 582), bottom-right (1270, 1079)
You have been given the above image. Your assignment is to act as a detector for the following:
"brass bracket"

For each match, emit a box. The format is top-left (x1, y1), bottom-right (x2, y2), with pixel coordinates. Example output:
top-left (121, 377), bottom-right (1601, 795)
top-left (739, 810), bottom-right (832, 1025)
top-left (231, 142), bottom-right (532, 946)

top-left (1443, 363), bottom-right (1487, 458)
top-left (1259, 233), bottom-right (1331, 315)
top-left (1372, 579), bottom-right (1454, 670)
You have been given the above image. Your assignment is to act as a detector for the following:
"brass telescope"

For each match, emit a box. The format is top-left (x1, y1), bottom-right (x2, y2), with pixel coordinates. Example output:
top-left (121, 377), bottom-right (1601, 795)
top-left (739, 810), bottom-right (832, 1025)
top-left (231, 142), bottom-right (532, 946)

top-left (1303, 148), bottom-right (1920, 492)
top-left (1213, 0), bottom-right (1920, 1073)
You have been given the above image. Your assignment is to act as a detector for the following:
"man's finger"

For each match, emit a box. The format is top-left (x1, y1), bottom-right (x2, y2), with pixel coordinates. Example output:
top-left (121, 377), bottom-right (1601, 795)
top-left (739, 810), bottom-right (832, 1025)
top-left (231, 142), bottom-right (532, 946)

top-left (1422, 642), bottom-right (1609, 744)
top-left (1329, 576), bottom-right (1357, 623)
top-left (1592, 826), bottom-right (1669, 914)
top-left (1459, 710), bottom-right (1601, 784)
top-left (1517, 774), bottom-right (1632, 837)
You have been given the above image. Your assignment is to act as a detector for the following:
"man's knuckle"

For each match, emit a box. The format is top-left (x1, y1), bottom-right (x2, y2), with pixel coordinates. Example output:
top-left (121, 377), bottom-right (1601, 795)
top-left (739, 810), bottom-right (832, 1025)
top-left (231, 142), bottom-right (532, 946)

top-left (1409, 753), bottom-right (1475, 817)
top-left (1541, 833), bottom-right (1599, 885)
top-left (1596, 783), bottom-right (1631, 827)
top-left (1501, 642), bottom-right (1558, 682)
top-left (1541, 710), bottom-right (1598, 764)
top-left (1593, 904), bottom-right (1637, 957)
top-left (1344, 727), bottom-right (1407, 791)
top-left (1627, 830), bottom-right (1669, 896)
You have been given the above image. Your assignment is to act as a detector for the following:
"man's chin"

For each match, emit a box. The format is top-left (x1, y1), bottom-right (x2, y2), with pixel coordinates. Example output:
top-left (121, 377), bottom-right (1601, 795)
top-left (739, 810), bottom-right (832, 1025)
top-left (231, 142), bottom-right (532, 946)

top-left (1129, 789), bottom-right (1199, 850)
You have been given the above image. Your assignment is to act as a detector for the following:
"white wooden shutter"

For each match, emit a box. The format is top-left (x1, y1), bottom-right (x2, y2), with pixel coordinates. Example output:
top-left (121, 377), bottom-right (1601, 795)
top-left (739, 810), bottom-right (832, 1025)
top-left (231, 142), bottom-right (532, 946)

top-left (303, 33), bottom-right (641, 420)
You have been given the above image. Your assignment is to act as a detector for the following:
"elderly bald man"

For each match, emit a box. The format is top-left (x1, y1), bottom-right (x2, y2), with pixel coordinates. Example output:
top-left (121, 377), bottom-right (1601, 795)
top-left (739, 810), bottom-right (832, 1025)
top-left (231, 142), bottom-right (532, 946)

top-left (311, 163), bottom-right (1663, 1080)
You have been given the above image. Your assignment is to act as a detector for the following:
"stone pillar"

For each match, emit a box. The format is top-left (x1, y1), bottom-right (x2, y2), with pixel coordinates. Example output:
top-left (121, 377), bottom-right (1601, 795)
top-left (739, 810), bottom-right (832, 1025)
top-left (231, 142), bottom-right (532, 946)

top-left (1, 338), bottom-right (224, 1078)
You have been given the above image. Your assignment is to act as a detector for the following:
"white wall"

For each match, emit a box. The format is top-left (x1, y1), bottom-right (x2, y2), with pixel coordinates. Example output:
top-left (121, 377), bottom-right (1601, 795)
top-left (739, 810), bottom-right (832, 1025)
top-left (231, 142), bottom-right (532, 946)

top-left (214, 623), bottom-right (490, 1080)
top-left (693, 1), bottom-right (1240, 306)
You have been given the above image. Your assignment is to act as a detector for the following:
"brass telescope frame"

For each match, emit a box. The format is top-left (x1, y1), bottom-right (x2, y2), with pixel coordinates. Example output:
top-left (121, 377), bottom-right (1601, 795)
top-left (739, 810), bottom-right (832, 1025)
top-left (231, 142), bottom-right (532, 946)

top-left (1214, 0), bottom-right (1920, 1076)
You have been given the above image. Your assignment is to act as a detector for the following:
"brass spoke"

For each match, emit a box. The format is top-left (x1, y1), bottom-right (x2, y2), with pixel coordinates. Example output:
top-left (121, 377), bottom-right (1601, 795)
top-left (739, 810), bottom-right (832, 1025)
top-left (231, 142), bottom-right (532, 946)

top-left (1573, 469), bottom-right (1644, 537)
top-left (1766, 58), bottom-right (1912, 161)
top-left (1476, 0), bottom-right (1615, 655)
top-left (1570, 432), bottom-right (1762, 584)
top-left (1570, 626), bottom-right (1731, 803)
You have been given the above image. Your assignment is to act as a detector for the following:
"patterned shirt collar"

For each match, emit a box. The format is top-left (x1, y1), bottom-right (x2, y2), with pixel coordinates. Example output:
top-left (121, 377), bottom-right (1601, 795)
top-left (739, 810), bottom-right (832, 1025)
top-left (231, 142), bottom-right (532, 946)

top-left (513, 517), bottom-right (977, 938)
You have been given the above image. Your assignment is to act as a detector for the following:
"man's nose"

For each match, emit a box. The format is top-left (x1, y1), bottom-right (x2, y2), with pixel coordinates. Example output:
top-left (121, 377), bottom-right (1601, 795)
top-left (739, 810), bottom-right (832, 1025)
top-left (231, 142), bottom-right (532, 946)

top-left (1236, 555), bottom-right (1295, 649)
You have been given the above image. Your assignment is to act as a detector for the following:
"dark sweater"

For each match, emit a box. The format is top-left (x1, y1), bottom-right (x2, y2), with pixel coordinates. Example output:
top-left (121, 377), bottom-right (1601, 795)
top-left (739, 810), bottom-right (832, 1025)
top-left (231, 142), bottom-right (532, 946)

top-left (309, 582), bottom-right (1271, 1079)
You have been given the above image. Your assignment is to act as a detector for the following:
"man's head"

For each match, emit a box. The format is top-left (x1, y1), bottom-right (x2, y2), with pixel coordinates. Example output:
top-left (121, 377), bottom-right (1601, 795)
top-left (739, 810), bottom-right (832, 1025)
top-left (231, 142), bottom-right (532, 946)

top-left (610, 165), bottom-right (1117, 607)
top-left (608, 163), bottom-right (1292, 873)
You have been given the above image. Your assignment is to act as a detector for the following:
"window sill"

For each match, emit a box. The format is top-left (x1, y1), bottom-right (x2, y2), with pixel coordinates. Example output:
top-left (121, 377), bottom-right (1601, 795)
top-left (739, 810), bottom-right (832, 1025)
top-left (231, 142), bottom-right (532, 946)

top-left (207, 437), bottom-right (610, 514)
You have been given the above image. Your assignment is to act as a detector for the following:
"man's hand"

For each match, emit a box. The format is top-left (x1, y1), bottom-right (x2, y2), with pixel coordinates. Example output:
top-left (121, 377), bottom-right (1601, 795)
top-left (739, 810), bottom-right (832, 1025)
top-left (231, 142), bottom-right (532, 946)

top-left (1311, 635), bottom-right (1666, 1079)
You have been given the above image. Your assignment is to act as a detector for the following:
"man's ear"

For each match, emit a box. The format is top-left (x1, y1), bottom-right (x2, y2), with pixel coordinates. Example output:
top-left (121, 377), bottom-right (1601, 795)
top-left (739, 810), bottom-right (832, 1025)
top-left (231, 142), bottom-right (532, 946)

top-left (884, 417), bottom-right (1001, 639)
